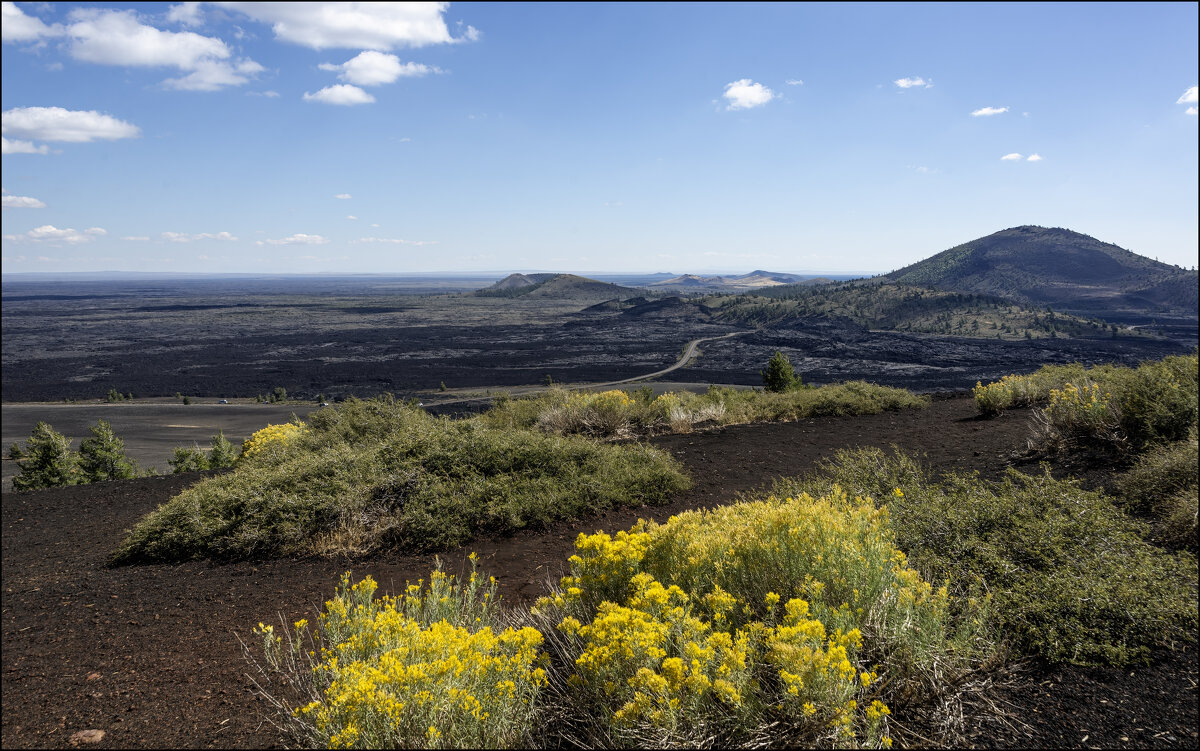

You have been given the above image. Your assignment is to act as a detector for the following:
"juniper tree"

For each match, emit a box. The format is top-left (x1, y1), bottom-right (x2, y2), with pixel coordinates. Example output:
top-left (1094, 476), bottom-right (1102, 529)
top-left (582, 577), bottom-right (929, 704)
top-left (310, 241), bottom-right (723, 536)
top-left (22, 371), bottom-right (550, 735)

top-left (208, 431), bottom-right (238, 469)
top-left (78, 419), bottom-right (137, 482)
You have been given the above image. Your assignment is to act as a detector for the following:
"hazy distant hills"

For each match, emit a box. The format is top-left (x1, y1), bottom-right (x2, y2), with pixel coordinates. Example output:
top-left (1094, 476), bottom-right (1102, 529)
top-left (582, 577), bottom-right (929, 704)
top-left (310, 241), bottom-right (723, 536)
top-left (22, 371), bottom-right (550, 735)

top-left (650, 270), bottom-right (834, 291)
top-left (880, 226), bottom-right (1198, 319)
top-left (476, 273), bottom-right (643, 301)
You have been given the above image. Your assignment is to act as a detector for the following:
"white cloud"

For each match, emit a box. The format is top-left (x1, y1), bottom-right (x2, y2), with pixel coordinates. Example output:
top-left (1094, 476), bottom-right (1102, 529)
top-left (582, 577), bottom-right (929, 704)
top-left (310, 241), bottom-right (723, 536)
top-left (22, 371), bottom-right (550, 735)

top-left (723, 79), bottom-right (776, 110)
top-left (1, 193), bottom-right (46, 208)
top-left (3, 224), bottom-right (106, 244)
top-left (894, 76), bottom-right (933, 89)
top-left (1178, 86), bottom-right (1198, 104)
top-left (2, 106), bottom-right (140, 143)
top-left (970, 106), bottom-right (1009, 117)
top-left (334, 193), bottom-right (352, 199)
top-left (166, 2), bottom-right (204, 26)
top-left (1000, 153), bottom-right (1023, 160)
top-left (785, 79), bottom-right (804, 86)
top-left (1, 136), bottom-right (50, 155)
top-left (1, 1), bottom-right (61, 42)
top-left (65, 8), bottom-right (262, 91)
top-left (259, 233), bottom-right (329, 246)
top-left (1026, 154), bottom-right (1043, 162)
top-left (346, 215), bottom-right (358, 220)
top-left (353, 236), bottom-right (438, 246)
top-left (303, 84), bottom-right (375, 105)
top-left (319, 50), bottom-right (438, 86)
top-left (216, 2), bottom-right (476, 49)
top-left (121, 235), bottom-right (150, 241)
top-left (1188, 106), bottom-right (1198, 116)
top-left (161, 230), bottom-right (237, 242)
top-left (247, 89), bottom-right (281, 97)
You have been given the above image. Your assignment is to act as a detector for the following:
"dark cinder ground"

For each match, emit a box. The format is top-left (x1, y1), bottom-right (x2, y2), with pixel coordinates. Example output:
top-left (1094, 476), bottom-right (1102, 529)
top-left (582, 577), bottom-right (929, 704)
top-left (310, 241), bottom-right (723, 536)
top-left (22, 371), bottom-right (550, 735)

top-left (2, 396), bottom-right (1196, 749)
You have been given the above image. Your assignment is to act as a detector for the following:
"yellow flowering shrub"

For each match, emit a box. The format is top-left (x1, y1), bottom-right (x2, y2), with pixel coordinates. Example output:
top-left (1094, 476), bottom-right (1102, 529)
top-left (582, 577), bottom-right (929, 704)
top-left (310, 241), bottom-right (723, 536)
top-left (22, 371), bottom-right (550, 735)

top-left (241, 421), bottom-right (305, 458)
top-left (1044, 380), bottom-right (1120, 440)
top-left (533, 489), bottom-right (958, 747)
top-left (256, 559), bottom-right (547, 749)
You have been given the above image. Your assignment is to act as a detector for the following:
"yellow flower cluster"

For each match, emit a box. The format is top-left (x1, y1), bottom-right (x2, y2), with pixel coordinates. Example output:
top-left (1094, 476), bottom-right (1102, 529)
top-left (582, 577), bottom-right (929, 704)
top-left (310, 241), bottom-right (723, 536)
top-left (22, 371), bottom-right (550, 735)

top-left (241, 421), bottom-right (305, 458)
top-left (533, 488), bottom-right (944, 746)
top-left (1045, 381), bottom-right (1118, 437)
top-left (289, 571), bottom-right (547, 749)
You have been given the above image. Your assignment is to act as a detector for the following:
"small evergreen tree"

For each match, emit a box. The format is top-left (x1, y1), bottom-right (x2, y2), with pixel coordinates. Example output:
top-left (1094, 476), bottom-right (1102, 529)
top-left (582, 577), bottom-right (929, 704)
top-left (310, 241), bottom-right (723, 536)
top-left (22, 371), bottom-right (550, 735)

top-left (271, 386), bottom-right (288, 403)
top-left (11, 422), bottom-right (81, 491)
top-left (208, 431), bottom-right (238, 469)
top-left (761, 350), bottom-right (798, 393)
top-left (79, 420), bottom-right (137, 482)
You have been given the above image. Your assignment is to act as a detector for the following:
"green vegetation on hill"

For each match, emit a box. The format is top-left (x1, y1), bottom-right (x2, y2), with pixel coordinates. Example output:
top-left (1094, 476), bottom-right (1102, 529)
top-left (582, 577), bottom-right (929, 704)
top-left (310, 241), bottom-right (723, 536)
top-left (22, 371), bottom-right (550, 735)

top-left (881, 225), bottom-right (1198, 315)
top-left (700, 281), bottom-right (1114, 339)
top-left (111, 396), bottom-right (690, 564)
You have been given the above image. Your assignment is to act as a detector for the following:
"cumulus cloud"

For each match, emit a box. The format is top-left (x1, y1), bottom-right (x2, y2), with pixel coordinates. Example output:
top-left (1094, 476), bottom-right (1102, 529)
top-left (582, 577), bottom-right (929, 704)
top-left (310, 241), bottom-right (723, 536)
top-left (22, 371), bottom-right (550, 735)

top-left (303, 84), bottom-right (375, 105)
top-left (319, 50), bottom-right (439, 86)
top-left (2, 1), bottom-right (61, 42)
top-left (161, 230), bottom-right (237, 242)
top-left (1, 192), bottom-right (46, 208)
top-left (970, 106), bottom-right (1009, 116)
top-left (258, 233), bottom-right (329, 246)
top-left (1, 136), bottom-right (50, 155)
top-left (65, 8), bottom-right (262, 91)
top-left (723, 79), bottom-right (776, 110)
top-left (2, 106), bottom-right (140, 144)
top-left (1026, 154), bottom-right (1043, 162)
top-left (1000, 153), bottom-right (1023, 160)
top-left (216, 2), bottom-right (477, 50)
top-left (334, 193), bottom-right (352, 199)
top-left (166, 2), bottom-right (204, 26)
top-left (3, 224), bottom-right (106, 244)
top-left (894, 76), bottom-right (933, 89)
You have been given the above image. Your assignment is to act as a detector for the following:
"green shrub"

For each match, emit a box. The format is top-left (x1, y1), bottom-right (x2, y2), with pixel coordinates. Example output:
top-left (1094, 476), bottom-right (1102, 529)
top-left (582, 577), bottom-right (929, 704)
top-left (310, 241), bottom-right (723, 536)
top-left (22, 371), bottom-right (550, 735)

top-left (168, 446), bottom-right (210, 474)
top-left (252, 561), bottom-right (546, 749)
top-left (773, 448), bottom-right (1198, 665)
top-left (111, 396), bottom-right (690, 564)
top-left (9, 422), bottom-right (80, 491)
top-left (1114, 432), bottom-right (1198, 550)
top-left (208, 431), bottom-right (239, 469)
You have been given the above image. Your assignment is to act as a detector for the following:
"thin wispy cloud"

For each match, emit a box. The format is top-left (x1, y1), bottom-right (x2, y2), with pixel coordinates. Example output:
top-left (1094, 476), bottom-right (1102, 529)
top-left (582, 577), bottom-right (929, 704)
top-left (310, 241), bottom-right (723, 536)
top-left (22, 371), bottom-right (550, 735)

top-left (1026, 154), bottom-right (1043, 162)
top-left (334, 193), bottom-right (352, 199)
top-left (785, 79), bottom-right (804, 86)
top-left (258, 233), bottom-right (330, 246)
top-left (723, 79), bottom-right (776, 110)
top-left (1179, 85), bottom-right (1198, 115)
top-left (3, 224), bottom-right (106, 244)
top-left (1000, 153), bottom-right (1023, 160)
top-left (970, 106), bottom-right (1009, 117)
top-left (894, 76), bottom-right (933, 89)
top-left (352, 237), bottom-right (439, 246)
top-left (160, 231), bottom-right (237, 242)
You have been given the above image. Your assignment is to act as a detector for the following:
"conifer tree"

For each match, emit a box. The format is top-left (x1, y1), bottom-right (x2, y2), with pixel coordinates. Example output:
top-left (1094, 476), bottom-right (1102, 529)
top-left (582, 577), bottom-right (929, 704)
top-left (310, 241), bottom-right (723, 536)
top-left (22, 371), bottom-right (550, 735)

top-left (79, 419), bottom-right (137, 482)
top-left (11, 422), bottom-right (80, 491)
top-left (208, 431), bottom-right (238, 469)
top-left (761, 350), bottom-right (799, 393)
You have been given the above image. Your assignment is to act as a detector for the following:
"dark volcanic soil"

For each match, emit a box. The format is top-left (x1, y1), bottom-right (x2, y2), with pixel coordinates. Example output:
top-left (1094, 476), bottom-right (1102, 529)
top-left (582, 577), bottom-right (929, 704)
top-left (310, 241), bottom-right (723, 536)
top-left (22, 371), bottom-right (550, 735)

top-left (2, 396), bottom-right (1196, 749)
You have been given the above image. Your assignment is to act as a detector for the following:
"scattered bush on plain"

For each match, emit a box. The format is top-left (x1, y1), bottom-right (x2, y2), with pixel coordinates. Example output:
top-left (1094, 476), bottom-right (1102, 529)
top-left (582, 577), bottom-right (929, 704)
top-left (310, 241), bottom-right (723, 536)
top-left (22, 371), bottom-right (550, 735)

top-left (111, 396), bottom-right (690, 564)
top-left (9, 421), bottom-right (81, 491)
top-left (483, 381), bottom-right (926, 440)
top-left (772, 448), bottom-right (1198, 666)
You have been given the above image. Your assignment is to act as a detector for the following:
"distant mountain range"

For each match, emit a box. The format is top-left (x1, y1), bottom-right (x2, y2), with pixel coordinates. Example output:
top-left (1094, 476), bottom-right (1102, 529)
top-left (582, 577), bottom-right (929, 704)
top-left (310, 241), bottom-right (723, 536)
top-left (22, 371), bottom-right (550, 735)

top-left (649, 271), bottom-right (836, 291)
top-left (880, 226), bottom-right (1198, 319)
top-left (475, 273), bottom-right (643, 300)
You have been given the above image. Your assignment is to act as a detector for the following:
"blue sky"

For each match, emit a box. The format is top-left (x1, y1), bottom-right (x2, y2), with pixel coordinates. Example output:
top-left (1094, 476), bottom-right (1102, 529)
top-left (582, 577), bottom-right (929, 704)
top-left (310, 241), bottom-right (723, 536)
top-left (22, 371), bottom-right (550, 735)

top-left (2, 2), bottom-right (1196, 275)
